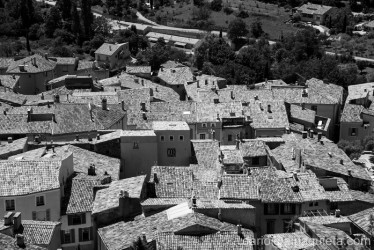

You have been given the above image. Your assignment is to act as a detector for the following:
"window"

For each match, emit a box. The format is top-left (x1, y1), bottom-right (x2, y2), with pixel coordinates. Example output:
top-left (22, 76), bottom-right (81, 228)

top-left (252, 157), bottom-right (260, 165)
top-left (169, 135), bottom-right (174, 141)
top-left (264, 203), bottom-right (278, 215)
top-left (167, 148), bottom-right (176, 157)
top-left (228, 134), bottom-right (233, 141)
top-left (61, 229), bottom-right (75, 244)
top-left (314, 201), bottom-right (319, 206)
top-left (266, 220), bottom-right (275, 234)
top-left (311, 105), bottom-right (317, 112)
top-left (202, 123), bottom-right (207, 128)
top-left (32, 209), bottom-right (50, 221)
top-left (309, 202), bottom-right (314, 207)
top-left (211, 123), bottom-right (216, 128)
top-left (282, 204), bottom-right (293, 214)
top-left (350, 128), bottom-right (357, 136)
top-left (330, 202), bottom-right (338, 211)
top-left (79, 227), bottom-right (93, 242)
top-left (29, 74), bottom-right (31, 78)
top-left (5, 200), bottom-right (15, 211)
top-left (179, 135), bottom-right (184, 141)
top-left (36, 196), bottom-right (45, 206)
top-left (68, 214), bottom-right (86, 226)
top-left (160, 135), bottom-right (165, 141)
top-left (133, 142), bottom-right (139, 149)
top-left (199, 134), bottom-right (206, 140)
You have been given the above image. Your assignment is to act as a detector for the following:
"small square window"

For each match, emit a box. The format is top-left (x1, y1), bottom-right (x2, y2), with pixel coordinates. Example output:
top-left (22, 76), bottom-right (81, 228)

top-left (179, 135), bottom-right (184, 141)
top-left (160, 135), bottom-right (165, 141)
top-left (211, 123), bottom-right (216, 128)
top-left (350, 128), bottom-right (357, 136)
top-left (36, 196), bottom-right (45, 206)
top-left (314, 202), bottom-right (319, 206)
top-left (199, 134), bottom-right (206, 139)
top-left (309, 202), bottom-right (313, 207)
top-left (170, 136), bottom-right (174, 141)
top-left (202, 123), bottom-right (207, 128)
top-left (228, 134), bottom-right (233, 141)
top-left (5, 200), bottom-right (15, 211)
top-left (252, 157), bottom-right (260, 165)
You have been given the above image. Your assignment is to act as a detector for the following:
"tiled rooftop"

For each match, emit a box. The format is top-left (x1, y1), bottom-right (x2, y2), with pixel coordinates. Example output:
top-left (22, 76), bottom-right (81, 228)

top-left (126, 66), bottom-right (151, 74)
top-left (297, 3), bottom-right (332, 15)
top-left (95, 43), bottom-right (127, 56)
top-left (240, 139), bottom-right (267, 157)
top-left (20, 220), bottom-right (61, 246)
top-left (161, 60), bottom-right (184, 69)
top-left (298, 215), bottom-right (350, 226)
top-left (121, 130), bottom-right (156, 137)
top-left (92, 104), bottom-right (126, 129)
top-left (158, 67), bottom-right (194, 86)
top-left (0, 160), bottom-right (61, 196)
top-left (249, 100), bottom-right (289, 129)
top-left (0, 75), bottom-right (19, 89)
top-left (0, 233), bottom-right (47, 250)
top-left (92, 175), bottom-right (146, 214)
top-left (7, 54), bottom-right (56, 74)
top-left (0, 137), bottom-right (27, 159)
top-left (340, 104), bottom-right (364, 123)
top-left (152, 121), bottom-right (190, 131)
top-left (0, 57), bottom-right (14, 69)
top-left (348, 207), bottom-right (374, 235)
top-left (98, 203), bottom-right (253, 250)
top-left (263, 232), bottom-right (315, 250)
top-left (141, 198), bottom-right (188, 207)
top-left (70, 92), bottom-right (119, 105)
top-left (290, 104), bottom-right (316, 124)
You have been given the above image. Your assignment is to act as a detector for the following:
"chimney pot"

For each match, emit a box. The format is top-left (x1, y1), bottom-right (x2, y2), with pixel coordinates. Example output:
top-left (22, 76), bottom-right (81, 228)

top-left (267, 104), bottom-right (271, 113)
top-left (317, 132), bottom-right (322, 141)
top-left (12, 74), bottom-right (15, 79)
top-left (231, 90), bottom-right (235, 100)
top-left (76, 135), bottom-right (80, 141)
top-left (286, 127), bottom-right (290, 134)
top-left (13, 212), bottom-right (21, 232)
top-left (142, 232), bottom-right (147, 243)
top-left (348, 169), bottom-right (352, 176)
top-left (237, 224), bottom-right (242, 235)
top-left (340, 159), bottom-right (344, 165)
top-left (97, 133), bottom-right (100, 140)
top-left (54, 94), bottom-right (60, 103)
top-left (102, 98), bottom-right (108, 110)
top-left (88, 164), bottom-right (96, 176)
top-left (191, 195), bottom-right (196, 207)
top-left (16, 234), bottom-right (25, 248)
top-left (302, 131), bottom-right (307, 139)
top-left (7, 137), bottom-right (12, 143)
top-left (335, 209), bottom-right (341, 217)
top-left (3, 110), bottom-right (6, 115)
top-left (4, 212), bottom-right (13, 226)
top-left (310, 130), bottom-right (314, 138)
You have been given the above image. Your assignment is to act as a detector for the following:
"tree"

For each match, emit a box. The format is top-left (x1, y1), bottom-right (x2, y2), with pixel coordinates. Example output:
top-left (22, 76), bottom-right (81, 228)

top-left (81, 0), bottom-right (93, 39)
top-left (92, 16), bottom-right (111, 36)
top-left (227, 18), bottom-right (248, 43)
top-left (71, 2), bottom-right (83, 45)
top-left (20, 0), bottom-right (36, 52)
top-left (210, 0), bottom-right (222, 11)
top-left (357, 60), bottom-right (367, 73)
top-left (250, 19), bottom-right (263, 38)
top-left (56, 0), bottom-right (72, 20)
top-left (45, 6), bottom-right (63, 38)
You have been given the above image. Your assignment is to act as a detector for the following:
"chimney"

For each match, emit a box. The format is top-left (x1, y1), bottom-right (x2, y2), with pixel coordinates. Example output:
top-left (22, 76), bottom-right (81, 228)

top-left (16, 234), bottom-right (25, 248)
top-left (4, 212), bottom-right (13, 226)
top-left (41, 93), bottom-right (44, 100)
top-left (3, 110), bottom-right (6, 115)
top-left (109, 45), bottom-right (112, 51)
top-left (267, 104), bottom-right (271, 113)
top-left (237, 224), bottom-right (242, 236)
top-left (317, 132), bottom-right (322, 141)
top-left (236, 135), bottom-right (240, 150)
top-left (302, 131), bottom-right (307, 139)
top-left (33, 57), bottom-right (36, 66)
top-left (340, 159), bottom-right (344, 165)
top-left (254, 95), bottom-right (259, 101)
top-left (44, 53), bottom-right (48, 59)
top-left (142, 112), bottom-right (147, 120)
top-left (76, 135), bottom-right (80, 141)
top-left (348, 169), bottom-right (352, 176)
top-left (286, 127), bottom-right (290, 134)
top-left (205, 79), bottom-right (208, 85)
top-left (88, 164), bottom-right (96, 176)
top-left (102, 98), bottom-right (107, 110)
top-left (96, 133), bottom-right (100, 140)
top-left (27, 109), bottom-right (31, 122)
top-left (217, 113), bottom-right (220, 120)
top-left (119, 190), bottom-right (130, 219)
top-left (310, 130), bottom-right (314, 138)
top-left (121, 100), bottom-right (125, 111)
top-left (54, 94), bottom-right (60, 103)
top-left (141, 79), bottom-right (144, 86)
top-left (191, 195), bottom-right (196, 208)
top-left (218, 208), bottom-right (222, 220)
top-left (13, 212), bottom-right (21, 232)
top-left (19, 65), bottom-right (25, 72)
top-left (197, 81), bottom-right (199, 88)
top-left (141, 102), bottom-right (146, 112)
top-left (335, 209), bottom-right (341, 217)
top-left (7, 137), bottom-right (12, 143)
top-left (12, 74), bottom-right (15, 79)
top-left (217, 179), bottom-right (222, 189)
top-left (142, 232), bottom-right (147, 243)
top-left (231, 90), bottom-right (235, 100)
top-left (301, 103), bottom-right (305, 110)
top-left (259, 102), bottom-right (263, 111)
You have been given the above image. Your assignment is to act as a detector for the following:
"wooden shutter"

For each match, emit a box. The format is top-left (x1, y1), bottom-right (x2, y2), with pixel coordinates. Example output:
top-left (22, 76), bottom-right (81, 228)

top-left (60, 230), bottom-right (65, 244)
top-left (70, 229), bottom-right (75, 243)
top-left (46, 209), bottom-right (51, 221)
top-left (81, 213), bottom-right (86, 224)
top-left (264, 204), bottom-right (268, 215)
top-left (68, 215), bottom-right (73, 226)
top-left (79, 228), bottom-right (83, 242)
top-left (32, 211), bottom-right (36, 220)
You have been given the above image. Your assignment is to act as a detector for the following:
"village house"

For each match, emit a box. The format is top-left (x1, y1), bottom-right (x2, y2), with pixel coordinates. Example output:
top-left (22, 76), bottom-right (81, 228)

top-left (157, 66), bottom-right (194, 98)
top-left (94, 43), bottom-right (130, 70)
top-left (296, 3), bottom-right (334, 25)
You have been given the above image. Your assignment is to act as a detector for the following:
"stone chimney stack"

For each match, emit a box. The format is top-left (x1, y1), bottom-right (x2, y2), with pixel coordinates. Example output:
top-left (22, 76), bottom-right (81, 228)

top-left (13, 212), bottom-right (22, 232)
top-left (237, 224), bottom-right (242, 236)
top-left (16, 234), bottom-right (25, 248)
top-left (102, 98), bottom-right (107, 110)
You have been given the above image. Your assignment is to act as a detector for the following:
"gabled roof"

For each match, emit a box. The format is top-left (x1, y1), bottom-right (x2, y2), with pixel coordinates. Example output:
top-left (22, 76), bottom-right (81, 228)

top-left (297, 3), bottom-right (332, 15)
top-left (92, 104), bottom-right (126, 129)
top-left (152, 121), bottom-right (189, 131)
top-left (125, 66), bottom-right (151, 74)
top-left (0, 160), bottom-right (62, 196)
top-left (95, 43), bottom-right (127, 56)
top-left (290, 104), bottom-right (316, 124)
top-left (6, 54), bottom-right (56, 74)
top-left (98, 203), bottom-right (254, 250)
top-left (340, 104), bottom-right (364, 123)
top-left (0, 75), bottom-right (19, 89)
top-left (0, 233), bottom-right (47, 250)
top-left (0, 137), bottom-right (28, 159)
top-left (20, 220), bottom-right (61, 246)
top-left (348, 207), bottom-right (374, 235)
top-left (263, 232), bottom-right (316, 250)
top-left (158, 67), bottom-right (194, 86)
top-left (0, 58), bottom-right (14, 69)
top-left (92, 175), bottom-right (146, 215)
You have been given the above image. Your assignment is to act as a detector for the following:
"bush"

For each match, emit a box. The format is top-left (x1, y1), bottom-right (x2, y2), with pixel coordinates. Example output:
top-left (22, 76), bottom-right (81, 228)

top-left (210, 0), bottom-right (222, 11)
top-left (223, 6), bottom-right (233, 15)
top-left (236, 10), bottom-right (249, 18)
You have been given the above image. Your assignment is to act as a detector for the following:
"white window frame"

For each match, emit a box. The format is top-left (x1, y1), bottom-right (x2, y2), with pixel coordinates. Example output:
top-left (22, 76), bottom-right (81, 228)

top-left (5, 199), bottom-right (15, 211)
top-left (36, 195), bottom-right (46, 207)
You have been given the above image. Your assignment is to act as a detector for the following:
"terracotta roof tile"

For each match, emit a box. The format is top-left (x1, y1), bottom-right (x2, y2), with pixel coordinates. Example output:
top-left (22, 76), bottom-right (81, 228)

top-left (6, 54), bottom-right (55, 74)
top-left (0, 233), bottom-right (47, 250)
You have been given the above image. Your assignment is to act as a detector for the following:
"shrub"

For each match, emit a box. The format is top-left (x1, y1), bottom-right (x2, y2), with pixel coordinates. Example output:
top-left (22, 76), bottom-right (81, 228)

top-left (223, 6), bottom-right (233, 15)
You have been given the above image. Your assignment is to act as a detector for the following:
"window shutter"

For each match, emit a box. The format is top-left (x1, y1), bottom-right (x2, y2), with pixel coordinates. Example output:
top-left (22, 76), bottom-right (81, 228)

top-left (70, 229), bottom-right (75, 243)
top-left (90, 227), bottom-right (93, 241)
top-left (292, 204), bottom-right (296, 214)
top-left (32, 211), bottom-right (36, 220)
top-left (79, 228), bottom-right (83, 242)
top-left (275, 204), bottom-right (279, 214)
top-left (280, 204), bottom-right (284, 214)
top-left (68, 215), bottom-right (72, 226)
top-left (60, 230), bottom-right (65, 244)
top-left (46, 209), bottom-right (51, 221)
top-left (81, 213), bottom-right (86, 224)
top-left (264, 204), bottom-right (268, 215)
